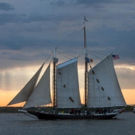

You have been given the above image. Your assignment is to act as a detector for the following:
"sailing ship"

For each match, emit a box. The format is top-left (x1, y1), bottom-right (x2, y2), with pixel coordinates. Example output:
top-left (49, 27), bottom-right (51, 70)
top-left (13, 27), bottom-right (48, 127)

top-left (7, 19), bottom-right (126, 120)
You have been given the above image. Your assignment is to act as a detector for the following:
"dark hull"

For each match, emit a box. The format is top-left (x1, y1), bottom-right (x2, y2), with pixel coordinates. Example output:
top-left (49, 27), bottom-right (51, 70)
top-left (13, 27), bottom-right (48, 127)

top-left (27, 111), bottom-right (118, 120)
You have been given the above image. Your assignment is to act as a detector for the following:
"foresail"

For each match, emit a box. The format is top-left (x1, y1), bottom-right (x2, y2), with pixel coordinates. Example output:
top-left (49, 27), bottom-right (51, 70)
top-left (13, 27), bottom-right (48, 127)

top-left (88, 54), bottom-right (126, 108)
top-left (56, 58), bottom-right (81, 108)
top-left (8, 63), bottom-right (44, 106)
top-left (24, 65), bottom-right (51, 108)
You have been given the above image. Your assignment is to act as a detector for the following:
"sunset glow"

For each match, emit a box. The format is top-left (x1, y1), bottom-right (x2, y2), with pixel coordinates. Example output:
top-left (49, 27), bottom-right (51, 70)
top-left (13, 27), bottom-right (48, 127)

top-left (0, 89), bottom-right (135, 107)
top-left (122, 89), bottom-right (135, 105)
top-left (0, 90), bottom-right (25, 107)
top-left (0, 62), bottom-right (135, 107)
top-left (115, 64), bottom-right (135, 71)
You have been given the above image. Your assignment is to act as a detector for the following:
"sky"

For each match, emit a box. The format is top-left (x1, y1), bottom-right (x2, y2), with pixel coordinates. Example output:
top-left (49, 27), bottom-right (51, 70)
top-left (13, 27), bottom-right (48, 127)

top-left (0, 0), bottom-right (135, 106)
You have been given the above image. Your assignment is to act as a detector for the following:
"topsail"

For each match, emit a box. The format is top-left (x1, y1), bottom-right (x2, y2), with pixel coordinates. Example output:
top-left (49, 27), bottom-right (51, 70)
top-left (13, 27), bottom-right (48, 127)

top-left (56, 58), bottom-right (81, 108)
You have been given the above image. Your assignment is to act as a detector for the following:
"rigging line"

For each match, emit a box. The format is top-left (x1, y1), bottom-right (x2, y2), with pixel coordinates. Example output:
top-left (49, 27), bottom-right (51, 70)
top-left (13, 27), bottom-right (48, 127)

top-left (44, 50), bottom-right (53, 62)
top-left (87, 51), bottom-right (102, 60)
top-left (58, 52), bottom-right (73, 59)
top-left (89, 62), bottom-right (93, 69)
top-left (56, 50), bottom-right (76, 59)
top-left (42, 50), bottom-right (54, 67)
top-left (57, 50), bottom-right (82, 60)
top-left (78, 49), bottom-right (87, 58)
top-left (56, 28), bottom-right (83, 50)
top-left (87, 49), bottom-right (105, 56)
top-left (55, 23), bottom-right (84, 50)
top-left (49, 55), bottom-right (53, 65)
top-left (43, 22), bottom-right (83, 65)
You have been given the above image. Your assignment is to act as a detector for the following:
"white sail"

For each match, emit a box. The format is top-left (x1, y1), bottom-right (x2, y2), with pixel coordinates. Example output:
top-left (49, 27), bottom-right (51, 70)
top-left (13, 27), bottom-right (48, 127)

top-left (56, 58), bottom-right (81, 108)
top-left (88, 54), bottom-right (126, 108)
top-left (8, 63), bottom-right (44, 105)
top-left (24, 65), bottom-right (51, 108)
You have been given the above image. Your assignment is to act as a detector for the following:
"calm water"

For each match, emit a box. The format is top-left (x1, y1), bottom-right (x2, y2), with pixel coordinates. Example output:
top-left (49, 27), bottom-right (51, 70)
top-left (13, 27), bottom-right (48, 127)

top-left (0, 112), bottom-right (135, 135)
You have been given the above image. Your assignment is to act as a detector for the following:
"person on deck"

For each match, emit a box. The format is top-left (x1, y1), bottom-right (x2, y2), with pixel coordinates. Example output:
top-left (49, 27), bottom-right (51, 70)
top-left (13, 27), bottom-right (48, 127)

top-left (85, 109), bottom-right (87, 115)
top-left (77, 107), bottom-right (81, 115)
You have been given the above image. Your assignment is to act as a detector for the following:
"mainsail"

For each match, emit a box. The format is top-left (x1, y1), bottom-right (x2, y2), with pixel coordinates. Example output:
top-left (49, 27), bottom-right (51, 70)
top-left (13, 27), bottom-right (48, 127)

top-left (56, 58), bottom-right (81, 108)
top-left (88, 54), bottom-right (126, 108)
top-left (24, 65), bottom-right (51, 108)
top-left (8, 63), bottom-right (44, 105)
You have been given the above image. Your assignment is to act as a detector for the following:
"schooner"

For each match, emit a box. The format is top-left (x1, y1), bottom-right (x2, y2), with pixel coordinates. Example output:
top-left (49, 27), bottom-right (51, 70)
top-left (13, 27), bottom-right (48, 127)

top-left (8, 18), bottom-right (126, 119)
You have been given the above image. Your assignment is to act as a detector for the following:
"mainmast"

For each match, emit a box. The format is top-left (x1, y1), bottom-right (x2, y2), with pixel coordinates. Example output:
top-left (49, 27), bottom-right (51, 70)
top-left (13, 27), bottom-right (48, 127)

top-left (84, 16), bottom-right (89, 107)
top-left (53, 48), bottom-right (58, 107)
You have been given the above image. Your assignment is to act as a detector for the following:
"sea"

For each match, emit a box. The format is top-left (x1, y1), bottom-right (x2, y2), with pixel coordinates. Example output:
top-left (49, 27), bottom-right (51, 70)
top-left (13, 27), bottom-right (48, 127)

top-left (0, 112), bottom-right (135, 135)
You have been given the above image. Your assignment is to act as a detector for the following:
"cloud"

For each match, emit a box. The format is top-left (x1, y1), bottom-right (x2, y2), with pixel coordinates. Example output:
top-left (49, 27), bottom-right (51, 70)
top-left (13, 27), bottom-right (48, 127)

top-left (0, 21), bottom-right (135, 66)
top-left (0, 13), bottom-right (26, 25)
top-left (85, 27), bottom-right (135, 64)
top-left (0, 47), bottom-right (53, 70)
top-left (0, 35), bottom-right (56, 50)
top-left (50, 1), bottom-right (66, 6)
top-left (0, 0), bottom-right (134, 66)
top-left (116, 67), bottom-right (135, 89)
top-left (49, 0), bottom-right (132, 7)
top-left (76, 0), bottom-right (113, 5)
top-left (0, 2), bottom-right (14, 11)
top-left (76, 0), bottom-right (133, 5)
top-left (0, 12), bottom-right (75, 25)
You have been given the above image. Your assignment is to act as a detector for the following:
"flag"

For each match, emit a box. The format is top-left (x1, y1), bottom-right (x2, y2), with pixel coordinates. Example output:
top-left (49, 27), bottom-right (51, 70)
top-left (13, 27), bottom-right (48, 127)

top-left (85, 58), bottom-right (93, 62)
top-left (112, 55), bottom-right (119, 60)
top-left (90, 59), bottom-right (93, 62)
top-left (85, 57), bottom-right (89, 62)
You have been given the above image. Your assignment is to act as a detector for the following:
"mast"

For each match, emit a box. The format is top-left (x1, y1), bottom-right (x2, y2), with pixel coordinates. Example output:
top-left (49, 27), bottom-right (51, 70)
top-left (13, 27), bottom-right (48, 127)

top-left (84, 16), bottom-right (88, 107)
top-left (53, 48), bottom-right (58, 107)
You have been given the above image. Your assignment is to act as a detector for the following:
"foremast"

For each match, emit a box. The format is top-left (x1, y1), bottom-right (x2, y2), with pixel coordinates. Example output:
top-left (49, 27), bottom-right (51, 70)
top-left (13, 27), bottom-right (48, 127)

top-left (84, 17), bottom-right (89, 107)
top-left (53, 48), bottom-right (58, 107)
